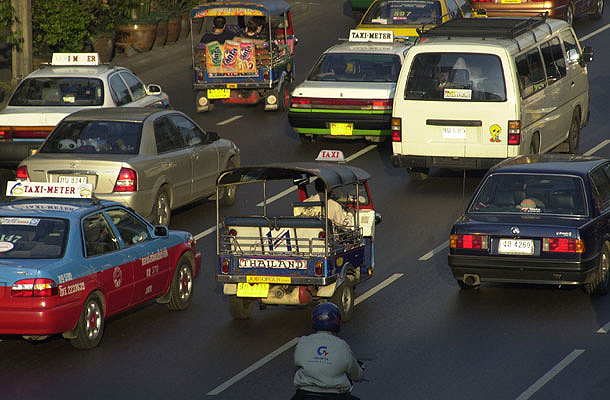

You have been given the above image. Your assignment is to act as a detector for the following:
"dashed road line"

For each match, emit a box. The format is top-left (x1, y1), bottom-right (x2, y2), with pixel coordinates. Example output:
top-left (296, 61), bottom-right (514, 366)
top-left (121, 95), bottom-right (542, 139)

top-left (419, 241), bottom-right (449, 261)
top-left (596, 320), bottom-right (610, 334)
top-left (580, 23), bottom-right (610, 41)
top-left (584, 139), bottom-right (610, 156)
top-left (216, 115), bottom-right (243, 126)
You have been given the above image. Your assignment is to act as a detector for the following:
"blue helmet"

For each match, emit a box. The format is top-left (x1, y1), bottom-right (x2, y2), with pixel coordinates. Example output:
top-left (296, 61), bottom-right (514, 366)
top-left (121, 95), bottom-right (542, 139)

top-left (312, 302), bottom-right (341, 333)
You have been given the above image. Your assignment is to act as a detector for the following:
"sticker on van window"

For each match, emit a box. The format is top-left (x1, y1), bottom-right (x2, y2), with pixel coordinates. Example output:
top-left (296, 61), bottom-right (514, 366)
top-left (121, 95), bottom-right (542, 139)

top-left (0, 241), bottom-right (14, 252)
top-left (444, 89), bottom-right (471, 100)
top-left (490, 124), bottom-right (502, 143)
top-left (0, 217), bottom-right (40, 226)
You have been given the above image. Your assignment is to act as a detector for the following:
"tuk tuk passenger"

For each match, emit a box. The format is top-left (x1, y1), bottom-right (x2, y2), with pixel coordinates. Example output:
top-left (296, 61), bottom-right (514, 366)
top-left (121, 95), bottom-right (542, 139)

top-left (200, 16), bottom-right (237, 44)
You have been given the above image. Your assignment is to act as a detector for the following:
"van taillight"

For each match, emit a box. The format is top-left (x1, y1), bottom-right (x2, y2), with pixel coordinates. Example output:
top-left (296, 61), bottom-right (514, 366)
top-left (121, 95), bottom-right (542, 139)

top-left (11, 278), bottom-right (58, 297)
top-left (508, 120), bottom-right (520, 145)
top-left (391, 117), bottom-right (401, 142)
top-left (113, 167), bottom-right (137, 192)
top-left (543, 238), bottom-right (584, 253)
top-left (450, 234), bottom-right (488, 250)
top-left (291, 97), bottom-right (312, 109)
top-left (16, 165), bottom-right (29, 180)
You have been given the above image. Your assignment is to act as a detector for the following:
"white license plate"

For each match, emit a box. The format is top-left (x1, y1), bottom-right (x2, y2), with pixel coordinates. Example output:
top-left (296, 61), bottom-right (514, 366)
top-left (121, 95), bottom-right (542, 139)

top-left (58, 176), bottom-right (87, 184)
top-left (498, 238), bottom-right (534, 255)
top-left (442, 127), bottom-right (466, 139)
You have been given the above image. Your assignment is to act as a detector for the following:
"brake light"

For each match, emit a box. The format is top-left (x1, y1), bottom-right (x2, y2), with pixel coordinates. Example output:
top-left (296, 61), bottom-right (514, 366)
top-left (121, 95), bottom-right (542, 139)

top-left (229, 229), bottom-right (237, 236)
top-left (221, 258), bottom-right (230, 274)
top-left (11, 278), bottom-right (58, 297)
top-left (391, 117), bottom-right (402, 142)
top-left (12, 127), bottom-right (53, 139)
top-left (0, 127), bottom-right (12, 139)
top-left (542, 238), bottom-right (584, 253)
top-left (113, 167), bottom-right (137, 192)
top-left (372, 100), bottom-right (393, 110)
top-left (291, 97), bottom-right (312, 109)
top-left (318, 231), bottom-right (325, 239)
top-left (263, 68), bottom-right (270, 81)
top-left (508, 120), bottom-right (520, 145)
top-left (16, 165), bottom-right (30, 180)
top-left (450, 234), bottom-right (489, 250)
top-left (309, 98), bottom-right (392, 111)
top-left (314, 260), bottom-right (323, 276)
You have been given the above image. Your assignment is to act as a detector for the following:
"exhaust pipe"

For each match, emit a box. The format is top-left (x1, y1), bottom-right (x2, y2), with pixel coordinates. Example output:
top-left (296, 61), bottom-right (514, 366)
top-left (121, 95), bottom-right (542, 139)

top-left (463, 274), bottom-right (480, 286)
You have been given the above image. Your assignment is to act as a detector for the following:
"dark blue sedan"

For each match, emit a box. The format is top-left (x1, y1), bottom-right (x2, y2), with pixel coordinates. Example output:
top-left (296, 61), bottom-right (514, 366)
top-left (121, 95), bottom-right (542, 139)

top-left (448, 154), bottom-right (610, 295)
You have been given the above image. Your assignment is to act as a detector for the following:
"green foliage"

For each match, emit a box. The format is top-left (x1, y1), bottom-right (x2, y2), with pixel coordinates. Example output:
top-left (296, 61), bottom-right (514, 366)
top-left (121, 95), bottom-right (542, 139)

top-left (0, 0), bottom-right (21, 46)
top-left (32, 0), bottom-right (96, 53)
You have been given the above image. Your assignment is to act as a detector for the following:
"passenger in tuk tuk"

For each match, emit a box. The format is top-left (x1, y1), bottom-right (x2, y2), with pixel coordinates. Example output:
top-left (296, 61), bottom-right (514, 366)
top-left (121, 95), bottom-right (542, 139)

top-left (199, 16), bottom-right (237, 44)
top-left (242, 18), bottom-right (267, 41)
top-left (305, 179), bottom-right (354, 228)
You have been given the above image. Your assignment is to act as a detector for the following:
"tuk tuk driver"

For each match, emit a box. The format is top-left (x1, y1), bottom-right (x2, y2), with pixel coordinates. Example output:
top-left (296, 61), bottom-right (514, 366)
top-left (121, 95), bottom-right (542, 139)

top-left (305, 179), bottom-right (354, 228)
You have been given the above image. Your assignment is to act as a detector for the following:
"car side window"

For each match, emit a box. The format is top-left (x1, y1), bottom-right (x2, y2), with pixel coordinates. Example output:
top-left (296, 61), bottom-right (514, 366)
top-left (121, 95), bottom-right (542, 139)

top-left (108, 73), bottom-right (131, 106)
top-left (154, 117), bottom-right (186, 153)
top-left (590, 166), bottom-right (610, 211)
top-left (540, 38), bottom-right (567, 84)
top-left (560, 29), bottom-right (581, 65)
top-left (83, 213), bottom-right (119, 257)
top-left (445, 0), bottom-right (459, 17)
top-left (515, 48), bottom-right (546, 98)
top-left (120, 72), bottom-right (147, 101)
top-left (168, 115), bottom-right (207, 147)
top-left (105, 208), bottom-right (151, 247)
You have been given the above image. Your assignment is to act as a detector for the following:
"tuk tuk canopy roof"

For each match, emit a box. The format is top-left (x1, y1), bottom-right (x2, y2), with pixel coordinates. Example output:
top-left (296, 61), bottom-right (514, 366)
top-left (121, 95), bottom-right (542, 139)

top-left (217, 163), bottom-right (371, 189)
top-left (190, 0), bottom-right (291, 18)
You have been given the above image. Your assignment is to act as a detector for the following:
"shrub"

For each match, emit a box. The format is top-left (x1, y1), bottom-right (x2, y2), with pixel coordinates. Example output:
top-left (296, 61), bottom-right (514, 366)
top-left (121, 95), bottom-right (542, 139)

top-left (32, 0), bottom-right (95, 53)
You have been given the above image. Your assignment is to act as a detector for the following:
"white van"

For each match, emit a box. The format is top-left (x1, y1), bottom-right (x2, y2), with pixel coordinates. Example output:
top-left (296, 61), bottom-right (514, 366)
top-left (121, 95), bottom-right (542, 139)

top-left (391, 17), bottom-right (593, 180)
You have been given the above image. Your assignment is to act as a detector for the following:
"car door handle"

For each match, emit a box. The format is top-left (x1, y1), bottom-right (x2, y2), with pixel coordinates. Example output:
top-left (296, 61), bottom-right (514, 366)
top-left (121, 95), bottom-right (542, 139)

top-left (160, 160), bottom-right (175, 168)
top-left (571, 81), bottom-right (575, 87)
top-left (191, 153), bottom-right (199, 160)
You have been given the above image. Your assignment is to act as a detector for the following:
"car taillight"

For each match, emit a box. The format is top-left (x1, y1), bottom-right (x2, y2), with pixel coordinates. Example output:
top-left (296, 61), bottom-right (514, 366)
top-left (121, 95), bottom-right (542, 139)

top-left (229, 229), bottom-right (237, 236)
top-left (11, 278), bottom-right (58, 297)
top-left (508, 120), bottom-right (520, 145)
top-left (314, 260), bottom-right (323, 276)
top-left (542, 238), bottom-right (584, 253)
top-left (16, 165), bottom-right (29, 180)
top-left (309, 98), bottom-right (391, 111)
top-left (450, 234), bottom-right (489, 250)
top-left (113, 167), bottom-right (137, 192)
top-left (391, 117), bottom-right (401, 142)
top-left (221, 258), bottom-right (230, 274)
top-left (0, 127), bottom-right (12, 140)
top-left (263, 68), bottom-right (270, 81)
top-left (12, 127), bottom-right (53, 139)
top-left (372, 99), bottom-right (392, 110)
top-left (291, 97), bottom-right (312, 109)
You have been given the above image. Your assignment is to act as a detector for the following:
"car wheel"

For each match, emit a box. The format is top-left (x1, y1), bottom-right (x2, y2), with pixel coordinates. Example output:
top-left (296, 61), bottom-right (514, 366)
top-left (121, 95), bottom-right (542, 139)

top-left (228, 296), bottom-right (254, 319)
top-left (0, 169), bottom-right (15, 202)
top-left (589, 0), bottom-right (604, 19)
top-left (299, 133), bottom-right (314, 144)
top-left (567, 112), bottom-right (580, 154)
top-left (70, 295), bottom-right (104, 350)
top-left (565, 2), bottom-right (575, 25)
top-left (152, 187), bottom-right (171, 226)
top-left (167, 256), bottom-right (194, 310)
top-left (219, 159), bottom-right (237, 206)
top-left (330, 281), bottom-right (354, 322)
top-left (587, 242), bottom-right (610, 295)
top-left (457, 279), bottom-right (479, 290)
top-left (408, 167), bottom-right (429, 181)
top-left (277, 80), bottom-right (291, 112)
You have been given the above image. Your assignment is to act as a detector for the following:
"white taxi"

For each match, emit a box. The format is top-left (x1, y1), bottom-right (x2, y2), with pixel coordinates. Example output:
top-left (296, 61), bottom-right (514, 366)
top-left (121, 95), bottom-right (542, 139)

top-left (288, 30), bottom-right (411, 143)
top-left (0, 53), bottom-right (169, 170)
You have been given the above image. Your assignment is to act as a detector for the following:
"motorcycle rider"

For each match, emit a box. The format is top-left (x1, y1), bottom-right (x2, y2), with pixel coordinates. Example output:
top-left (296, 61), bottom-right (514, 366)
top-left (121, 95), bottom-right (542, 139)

top-left (292, 302), bottom-right (364, 400)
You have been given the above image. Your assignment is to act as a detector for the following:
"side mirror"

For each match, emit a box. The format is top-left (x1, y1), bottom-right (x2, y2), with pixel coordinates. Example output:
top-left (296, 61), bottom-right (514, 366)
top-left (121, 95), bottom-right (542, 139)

top-left (147, 84), bottom-right (162, 95)
top-left (207, 131), bottom-right (220, 142)
top-left (580, 46), bottom-right (593, 66)
top-left (375, 211), bottom-right (382, 225)
top-left (154, 225), bottom-right (168, 237)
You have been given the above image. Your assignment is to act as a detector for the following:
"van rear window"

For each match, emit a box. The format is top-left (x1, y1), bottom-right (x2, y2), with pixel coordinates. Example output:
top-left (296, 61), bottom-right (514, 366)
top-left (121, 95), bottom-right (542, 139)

top-left (405, 53), bottom-right (506, 102)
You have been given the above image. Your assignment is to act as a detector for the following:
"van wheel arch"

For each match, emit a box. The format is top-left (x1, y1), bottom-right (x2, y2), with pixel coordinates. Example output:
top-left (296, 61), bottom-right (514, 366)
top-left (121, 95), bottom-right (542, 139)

top-left (529, 132), bottom-right (540, 154)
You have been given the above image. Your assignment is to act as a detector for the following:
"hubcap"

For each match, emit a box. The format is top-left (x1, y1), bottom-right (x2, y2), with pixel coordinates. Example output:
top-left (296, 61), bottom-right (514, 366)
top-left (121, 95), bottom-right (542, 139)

top-left (178, 265), bottom-right (192, 301)
top-left (599, 0), bottom-right (604, 13)
top-left (85, 301), bottom-right (101, 340)
top-left (341, 286), bottom-right (352, 312)
top-left (601, 251), bottom-right (609, 283)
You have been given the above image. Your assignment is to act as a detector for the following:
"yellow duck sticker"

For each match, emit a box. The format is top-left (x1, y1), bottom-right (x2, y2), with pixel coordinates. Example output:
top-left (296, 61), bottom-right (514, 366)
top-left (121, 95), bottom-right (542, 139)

top-left (490, 124), bottom-right (502, 143)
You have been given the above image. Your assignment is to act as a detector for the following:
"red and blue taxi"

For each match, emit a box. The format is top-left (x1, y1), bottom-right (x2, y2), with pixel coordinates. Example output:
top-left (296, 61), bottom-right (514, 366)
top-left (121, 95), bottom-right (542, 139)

top-left (0, 181), bottom-right (200, 349)
top-left (449, 155), bottom-right (610, 295)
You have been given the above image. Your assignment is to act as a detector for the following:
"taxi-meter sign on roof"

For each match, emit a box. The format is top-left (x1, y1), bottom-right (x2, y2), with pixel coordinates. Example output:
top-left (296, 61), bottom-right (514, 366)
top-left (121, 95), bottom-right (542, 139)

top-left (349, 29), bottom-right (394, 43)
top-left (51, 53), bottom-right (99, 66)
top-left (6, 181), bottom-right (93, 199)
top-left (316, 150), bottom-right (346, 162)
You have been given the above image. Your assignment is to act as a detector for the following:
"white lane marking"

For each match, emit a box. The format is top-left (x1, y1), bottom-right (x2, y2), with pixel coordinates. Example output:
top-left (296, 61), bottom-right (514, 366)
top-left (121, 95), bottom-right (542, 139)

top-left (255, 144), bottom-right (378, 207)
top-left (194, 225), bottom-right (217, 241)
top-left (580, 23), bottom-right (610, 41)
top-left (419, 241), bottom-right (449, 261)
top-left (217, 115), bottom-right (243, 126)
top-left (206, 272), bottom-right (403, 395)
top-left (596, 320), bottom-right (610, 333)
top-left (514, 349), bottom-right (585, 400)
top-left (584, 139), bottom-right (610, 156)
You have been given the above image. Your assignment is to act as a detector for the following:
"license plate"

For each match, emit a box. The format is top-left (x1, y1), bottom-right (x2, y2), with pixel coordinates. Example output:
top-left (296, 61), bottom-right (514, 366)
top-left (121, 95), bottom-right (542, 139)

top-left (330, 122), bottom-right (353, 136)
top-left (246, 276), bottom-right (292, 284)
top-left (237, 282), bottom-right (269, 297)
top-left (498, 238), bottom-right (534, 255)
top-left (207, 89), bottom-right (230, 99)
top-left (58, 176), bottom-right (87, 184)
top-left (501, 0), bottom-right (521, 3)
top-left (442, 127), bottom-right (466, 139)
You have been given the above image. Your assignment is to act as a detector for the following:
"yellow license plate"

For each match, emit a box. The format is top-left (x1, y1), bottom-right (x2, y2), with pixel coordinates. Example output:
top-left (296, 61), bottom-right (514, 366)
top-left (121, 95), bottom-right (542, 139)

top-left (246, 276), bottom-right (291, 284)
top-left (208, 89), bottom-right (230, 99)
top-left (226, 83), bottom-right (238, 89)
top-left (330, 122), bottom-right (353, 136)
top-left (237, 282), bottom-right (269, 297)
top-left (501, 0), bottom-right (521, 3)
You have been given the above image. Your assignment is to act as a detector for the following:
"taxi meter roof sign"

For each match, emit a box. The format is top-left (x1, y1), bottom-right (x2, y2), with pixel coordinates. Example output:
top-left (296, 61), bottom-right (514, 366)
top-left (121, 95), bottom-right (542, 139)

top-left (51, 53), bottom-right (100, 66)
top-left (6, 181), bottom-right (93, 199)
top-left (316, 150), bottom-right (346, 162)
top-left (349, 29), bottom-right (394, 43)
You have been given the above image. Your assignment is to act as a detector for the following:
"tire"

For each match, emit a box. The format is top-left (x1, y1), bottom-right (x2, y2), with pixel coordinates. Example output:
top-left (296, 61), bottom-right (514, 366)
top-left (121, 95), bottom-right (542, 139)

top-left (196, 91), bottom-right (213, 113)
top-left (167, 256), bottom-right (194, 311)
top-left (330, 281), bottom-right (354, 322)
top-left (219, 159), bottom-right (237, 206)
top-left (277, 80), bottom-right (291, 112)
top-left (457, 279), bottom-right (479, 290)
top-left (0, 169), bottom-right (15, 202)
top-left (408, 167), bottom-right (429, 181)
top-left (567, 112), bottom-right (580, 154)
top-left (299, 133), bottom-right (314, 144)
top-left (152, 187), bottom-right (171, 226)
top-left (586, 242), bottom-right (610, 295)
top-left (228, 296), bottom-right (254, 319)
top-left (529, 133), bottom-right (540, 155)
top-left (589, 0), bottom-right (603, 19)
top-left (70, 295), bottom-right (104, 350)
top-left (565, 2), bottom-right (575, 25)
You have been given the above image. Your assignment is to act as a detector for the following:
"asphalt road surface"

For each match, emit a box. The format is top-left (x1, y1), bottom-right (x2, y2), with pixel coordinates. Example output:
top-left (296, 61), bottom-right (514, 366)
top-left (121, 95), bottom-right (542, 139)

top-left (4, 1), bottom-right (610, 399)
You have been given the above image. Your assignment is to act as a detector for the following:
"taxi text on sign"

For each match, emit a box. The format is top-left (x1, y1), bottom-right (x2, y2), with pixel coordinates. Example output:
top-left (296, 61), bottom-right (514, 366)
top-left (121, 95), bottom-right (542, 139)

top-left (349, 29), bottom-right (394, 43)
top-left (51, 53), bottom-right (99, 66)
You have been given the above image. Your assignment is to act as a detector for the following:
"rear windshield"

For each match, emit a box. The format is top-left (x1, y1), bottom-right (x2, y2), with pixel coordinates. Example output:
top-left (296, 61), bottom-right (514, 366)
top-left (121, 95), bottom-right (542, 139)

top-left (9, 77), bottom-right (104, 106)
top-left (40, 121), bottom-right (142, 154)
top-left (405, 52), bottom-right (506, 101)
top-left (0, 217), bottom-right (68, 259)
top-left (469, 173), bottom-right (587, 216)
top-left (363, 0), bottom-right (442, 25)
top-left (308, 53), bottom-right (401, 82)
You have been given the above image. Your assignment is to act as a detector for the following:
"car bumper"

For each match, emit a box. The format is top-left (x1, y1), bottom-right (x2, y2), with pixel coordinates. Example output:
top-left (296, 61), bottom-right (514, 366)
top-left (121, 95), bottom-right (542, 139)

top-left (0, 141), bottom-right (44, 168)
top-left (472, 3), bottom-right (568, 19)
top-left (0, 298), bottom-right (80, 335)
top-left (448, 253), bottom-right (599, 285)
top-left (391, 154), bottom-right (504, 170)
top-left (216, 274), bottom-right (338, 286)
top-left (95, 190), bottom-right (155, 221)
top-left (288, 111), bottom-right (391, 137)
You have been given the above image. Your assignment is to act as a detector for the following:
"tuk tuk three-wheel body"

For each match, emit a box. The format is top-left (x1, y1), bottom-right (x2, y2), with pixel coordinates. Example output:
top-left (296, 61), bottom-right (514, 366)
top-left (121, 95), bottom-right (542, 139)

top-left (215, 163), bottom-right (380, 320)
top-left (190, 0), bottom-right (297, 112)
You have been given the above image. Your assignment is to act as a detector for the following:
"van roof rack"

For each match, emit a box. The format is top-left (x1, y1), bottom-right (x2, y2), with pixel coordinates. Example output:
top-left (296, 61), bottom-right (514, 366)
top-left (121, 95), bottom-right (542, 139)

top-left (419, 15), bottom-right (547, 39)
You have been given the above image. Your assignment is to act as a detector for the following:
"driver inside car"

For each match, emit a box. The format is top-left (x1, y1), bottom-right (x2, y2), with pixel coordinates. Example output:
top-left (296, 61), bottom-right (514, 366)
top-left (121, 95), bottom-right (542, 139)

top-left (305, 179), bottom-right (354, 228)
